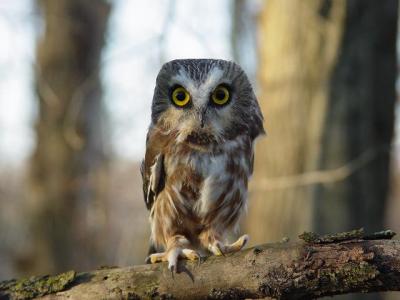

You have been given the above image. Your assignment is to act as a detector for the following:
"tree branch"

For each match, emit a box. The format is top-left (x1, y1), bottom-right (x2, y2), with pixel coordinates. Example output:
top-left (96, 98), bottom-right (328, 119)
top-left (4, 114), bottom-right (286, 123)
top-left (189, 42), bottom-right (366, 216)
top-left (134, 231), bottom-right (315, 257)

top-left (1, 229), bottom-right (399, 300)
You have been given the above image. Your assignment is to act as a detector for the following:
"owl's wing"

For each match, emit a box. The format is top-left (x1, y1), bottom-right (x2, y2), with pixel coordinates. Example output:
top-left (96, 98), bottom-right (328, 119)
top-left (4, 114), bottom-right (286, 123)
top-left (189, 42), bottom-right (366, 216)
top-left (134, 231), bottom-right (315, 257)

top-left (141, 154), bottom-right (165, 210)
top-left (141, 127), bottom-right (166, 211)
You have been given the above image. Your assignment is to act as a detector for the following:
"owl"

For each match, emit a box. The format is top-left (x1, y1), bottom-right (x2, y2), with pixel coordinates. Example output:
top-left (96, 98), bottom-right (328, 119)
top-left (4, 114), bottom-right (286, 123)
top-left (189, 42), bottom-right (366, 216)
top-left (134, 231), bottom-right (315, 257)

top-left (141, 59), bottom-right (264, 272)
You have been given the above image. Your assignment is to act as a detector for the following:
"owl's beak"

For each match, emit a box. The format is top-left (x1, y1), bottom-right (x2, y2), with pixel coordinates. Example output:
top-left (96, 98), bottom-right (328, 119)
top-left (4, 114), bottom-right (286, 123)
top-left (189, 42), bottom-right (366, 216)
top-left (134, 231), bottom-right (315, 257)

top-left (199, 108), bottom-right (207, 128)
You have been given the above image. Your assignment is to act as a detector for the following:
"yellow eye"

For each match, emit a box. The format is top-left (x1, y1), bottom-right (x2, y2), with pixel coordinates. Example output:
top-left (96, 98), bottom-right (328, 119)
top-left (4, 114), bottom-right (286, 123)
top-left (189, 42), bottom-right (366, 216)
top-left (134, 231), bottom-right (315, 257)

top-left (171, 86), bottom-right (190, 107)
top-left (211, 85), bottom-right (230, 105)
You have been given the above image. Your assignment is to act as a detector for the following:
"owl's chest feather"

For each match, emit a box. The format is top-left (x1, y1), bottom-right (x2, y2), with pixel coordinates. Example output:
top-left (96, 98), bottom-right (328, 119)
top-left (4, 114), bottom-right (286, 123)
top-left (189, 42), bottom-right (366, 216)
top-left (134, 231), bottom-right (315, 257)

top-left (164, 135), bottom-right (252, 219)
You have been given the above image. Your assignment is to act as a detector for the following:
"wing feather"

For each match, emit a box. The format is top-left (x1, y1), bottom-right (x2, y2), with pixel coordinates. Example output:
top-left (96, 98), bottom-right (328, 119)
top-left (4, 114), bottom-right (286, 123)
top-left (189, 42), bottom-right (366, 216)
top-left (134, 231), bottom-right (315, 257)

top-left (141, 127), bottom-right (167, 210)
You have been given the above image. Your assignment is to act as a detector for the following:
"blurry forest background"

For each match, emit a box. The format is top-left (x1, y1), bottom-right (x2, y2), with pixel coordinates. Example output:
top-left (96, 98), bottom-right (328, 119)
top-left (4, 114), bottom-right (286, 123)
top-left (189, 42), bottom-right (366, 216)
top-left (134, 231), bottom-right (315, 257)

top-left (0, 0), bottom-right (399, 299)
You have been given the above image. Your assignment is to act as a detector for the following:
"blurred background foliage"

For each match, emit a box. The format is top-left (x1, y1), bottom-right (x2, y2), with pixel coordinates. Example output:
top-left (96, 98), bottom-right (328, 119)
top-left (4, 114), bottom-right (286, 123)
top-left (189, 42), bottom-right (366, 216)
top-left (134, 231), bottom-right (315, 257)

top-left (0, 1), bottom-right (399, 299)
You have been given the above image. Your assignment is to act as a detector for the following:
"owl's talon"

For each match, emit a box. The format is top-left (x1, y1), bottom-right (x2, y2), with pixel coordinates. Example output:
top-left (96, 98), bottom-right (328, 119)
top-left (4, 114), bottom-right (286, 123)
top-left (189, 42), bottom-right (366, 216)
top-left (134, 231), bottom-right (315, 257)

top-left (209, 241), bottom-right (226, 256)
top-left (168, 261), bottom-right (177, 276)
top-left (207, 234), bottom-right (250, 257)
top-left (216, 243), bottom-right (225, 256)
top-left (198, 256), bottom-right (205, 266)
top-left (166, 247), bottom-right (180, 274)
top-left (181, 248), bottom-right (200, 262)
top-left (145, 252), bottom-right (166, 264)
top-left (227, 234), bottom-right (249, 252)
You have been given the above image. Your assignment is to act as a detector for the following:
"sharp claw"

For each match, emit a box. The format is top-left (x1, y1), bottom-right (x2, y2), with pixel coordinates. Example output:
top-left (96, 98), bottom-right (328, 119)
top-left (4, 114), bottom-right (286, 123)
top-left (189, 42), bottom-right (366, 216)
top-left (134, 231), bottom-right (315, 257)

top-left (216, 243), bottom-right (225, 257)
top-left (198, 256), bottom-right (205, 266)
top-left (241, 234), bottom-right (249, 249)
top-left (197, 256), bottom-right (201, 267)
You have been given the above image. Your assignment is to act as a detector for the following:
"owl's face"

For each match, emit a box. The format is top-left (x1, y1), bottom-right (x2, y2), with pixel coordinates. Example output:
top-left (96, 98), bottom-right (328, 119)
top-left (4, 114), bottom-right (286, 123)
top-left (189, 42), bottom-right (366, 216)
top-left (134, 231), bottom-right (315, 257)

top-left (151, 59), bottom-right (264, 146)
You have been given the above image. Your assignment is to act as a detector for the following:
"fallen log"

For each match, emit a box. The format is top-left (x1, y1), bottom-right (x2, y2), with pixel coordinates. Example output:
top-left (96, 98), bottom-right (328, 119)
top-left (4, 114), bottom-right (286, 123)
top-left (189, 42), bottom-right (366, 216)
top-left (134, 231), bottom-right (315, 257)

top-left (1, 229), bottom-right (399, 299)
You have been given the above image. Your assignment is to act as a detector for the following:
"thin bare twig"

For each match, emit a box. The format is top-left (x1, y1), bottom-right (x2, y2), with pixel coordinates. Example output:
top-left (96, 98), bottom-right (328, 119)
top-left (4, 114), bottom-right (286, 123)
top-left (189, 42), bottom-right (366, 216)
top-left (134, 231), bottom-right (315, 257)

top-left (255, 147), bottom-right (387, 190)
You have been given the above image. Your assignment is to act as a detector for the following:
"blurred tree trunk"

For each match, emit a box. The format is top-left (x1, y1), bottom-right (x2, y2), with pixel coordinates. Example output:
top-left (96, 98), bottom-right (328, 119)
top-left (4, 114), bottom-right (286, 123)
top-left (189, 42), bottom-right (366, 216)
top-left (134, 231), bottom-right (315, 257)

top-left (246, 0), bottom-right (397, 246)
top-left (313, 1), bottom-right (398, 235)
top-left (26, 0), bottom-right (111, 275)
top-left (246, 0), bottom-right (346, 243)
top-left (230, 0), bottom-right (258, 84)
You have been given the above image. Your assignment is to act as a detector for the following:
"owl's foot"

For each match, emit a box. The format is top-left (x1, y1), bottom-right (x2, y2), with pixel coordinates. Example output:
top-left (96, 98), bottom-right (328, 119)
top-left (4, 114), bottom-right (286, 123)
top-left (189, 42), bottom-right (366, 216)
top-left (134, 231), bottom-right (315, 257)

top-left (227, 234), bottom-right (249, 252)
top-left (209, 234), bottom-right (249, 256)
top-left (208, 240), bottom-right (225, 256)
top-left (167, 248), bottom-right (201, 273)
top-left (145, 248), bottom-right (201, 273)
top-left (145, 252), bottom-right (166, 264)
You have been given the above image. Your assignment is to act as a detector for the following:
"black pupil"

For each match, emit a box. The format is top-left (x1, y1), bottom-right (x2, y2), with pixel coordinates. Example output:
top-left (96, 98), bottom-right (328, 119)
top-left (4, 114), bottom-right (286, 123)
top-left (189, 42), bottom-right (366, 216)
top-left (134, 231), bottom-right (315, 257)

top-left (215, 89), bottom-right (226, 100)
top-left (176, 91), bottom-right (186, 101)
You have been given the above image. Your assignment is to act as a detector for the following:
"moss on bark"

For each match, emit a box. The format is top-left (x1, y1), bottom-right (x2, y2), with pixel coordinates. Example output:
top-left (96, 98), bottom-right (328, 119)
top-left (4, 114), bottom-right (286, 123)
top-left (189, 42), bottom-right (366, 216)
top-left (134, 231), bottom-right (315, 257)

top-left (0, 270), bottom-right (76, 300)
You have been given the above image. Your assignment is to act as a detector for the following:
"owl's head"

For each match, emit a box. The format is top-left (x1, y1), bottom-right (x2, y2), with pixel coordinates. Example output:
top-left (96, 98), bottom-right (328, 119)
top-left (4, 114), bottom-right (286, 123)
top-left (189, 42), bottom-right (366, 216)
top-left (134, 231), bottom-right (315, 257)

top-left (151, 59), bottom-right (264, 146)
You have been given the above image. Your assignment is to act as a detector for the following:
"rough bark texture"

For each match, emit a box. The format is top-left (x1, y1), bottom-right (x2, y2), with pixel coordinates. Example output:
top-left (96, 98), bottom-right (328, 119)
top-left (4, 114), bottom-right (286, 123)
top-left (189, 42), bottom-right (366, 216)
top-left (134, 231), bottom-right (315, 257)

top-left (26, 0), bottom-right (111, 275)
top-left (1, 230), bottom-right (399, 300)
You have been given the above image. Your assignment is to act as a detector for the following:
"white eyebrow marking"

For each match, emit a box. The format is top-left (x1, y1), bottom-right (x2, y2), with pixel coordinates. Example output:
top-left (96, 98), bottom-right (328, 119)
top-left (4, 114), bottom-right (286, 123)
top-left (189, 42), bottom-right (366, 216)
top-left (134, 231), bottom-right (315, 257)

top-left (200, 67), bottom-right (224, 91)
top-left (171, 70), bottom-right (196, 91)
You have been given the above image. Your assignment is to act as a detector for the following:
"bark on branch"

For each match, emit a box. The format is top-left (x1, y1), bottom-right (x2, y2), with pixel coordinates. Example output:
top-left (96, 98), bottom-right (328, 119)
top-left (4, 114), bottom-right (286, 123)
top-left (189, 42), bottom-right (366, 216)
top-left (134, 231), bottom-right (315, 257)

top-left (1, 229), bottom-right (399, 300)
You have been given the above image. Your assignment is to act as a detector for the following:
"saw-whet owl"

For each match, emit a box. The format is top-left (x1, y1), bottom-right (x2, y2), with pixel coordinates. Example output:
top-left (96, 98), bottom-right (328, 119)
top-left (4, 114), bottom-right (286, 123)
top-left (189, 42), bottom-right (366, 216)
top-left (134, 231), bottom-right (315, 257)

top-left (141, 59), bottom-right (264, 272)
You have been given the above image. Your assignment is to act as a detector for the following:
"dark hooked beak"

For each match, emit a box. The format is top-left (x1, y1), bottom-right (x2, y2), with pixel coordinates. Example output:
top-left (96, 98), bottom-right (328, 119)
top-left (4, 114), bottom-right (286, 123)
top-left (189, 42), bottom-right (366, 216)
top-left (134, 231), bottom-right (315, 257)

top-left (199, 108), bottom-right (207, 128)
